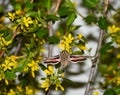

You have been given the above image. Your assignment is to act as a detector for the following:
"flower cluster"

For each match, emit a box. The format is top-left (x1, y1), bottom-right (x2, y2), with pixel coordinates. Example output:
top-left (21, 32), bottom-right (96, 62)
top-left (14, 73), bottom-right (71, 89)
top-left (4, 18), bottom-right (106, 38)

top-left (41, 66), bottom-right (64, 91)
top-left (108, 25), bottom-right (120, 45)
top-left (58, 33), bottom-right (87, 53)
top-left (8, 10), bottom-right (36, 32)
top-left (27, 60), bottom-right (40, 77)
top-left (0, 34), bottom-right (12, 50)
top-left (2, 55), bottom-right (20, 71)
top-left (6, 85), bottom-right (34, 95)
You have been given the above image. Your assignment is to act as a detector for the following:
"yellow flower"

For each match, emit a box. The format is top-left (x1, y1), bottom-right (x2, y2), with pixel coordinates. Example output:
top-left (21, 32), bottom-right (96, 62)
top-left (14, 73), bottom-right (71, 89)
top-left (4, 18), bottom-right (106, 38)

top-left (8, 12), bottom-right (15, 21)
top-left (0, 16), bottom-right (5, 22)
top-left (5, 79), bottom-right (9, 85)
top-left (63, 33), bottom-right (74, 44)
top-left (27, 60), bottom-right (39, 77)
top-left (15, 10), bottom-right (23, 15)
top-left (77, 34), bottom-right (83, 39)
top-left (22, 17), bottom-right (33, 27)
top-left (7, 89), bottom-right (16, 95)
top-left (25, 86), bottom-right (33, 95)
top-left (2, 55), bottom-right (19, 71)
top-left (117, 53), bottom-right (120, 59)
top-left (58, 41), bottom-right (71, 52)
top-left (1, 37), bottom-right (12, 46)
top-left (44, 66), bottom-right (54, 75)
top-left (79, 45), bottom-right (87, 50)
top-left (116, 77), bottom-right (120, 85)
top-left (55, 84), bottom-right (64, 91)
top-left (17, 85), bottom-right (23, 92)
top-left (61, 73), bottom-right (64, 78)
top-left (58, 33), bottom-right (74, 52)
top-left (92, 90), bottom-right (99, 95)
top-left (41, 78), bottom-right (50, 91)
top-left (108, 25), bottom-right (120, 34)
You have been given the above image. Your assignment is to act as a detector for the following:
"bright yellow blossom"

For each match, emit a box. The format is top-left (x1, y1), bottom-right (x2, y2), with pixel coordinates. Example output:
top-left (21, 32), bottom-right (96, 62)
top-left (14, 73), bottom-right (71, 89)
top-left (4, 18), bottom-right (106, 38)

top-left (25, 86), bottom-right (33, 95)
top-left (8, 12), bottom-right (15, 21)
top-left (77, 34), bottom-right (83, 39)
top-left (17, 85), bottom-right (23, 92)
top-left (58, 33), bottom-right (74, 52)
top-left (55, 84), bottom-right (64, 91)
top-left (22, 17), bottom-right (33, 27)
top-left (41, 78), bottom-right (50, 91)
top-left (108, 25), bottom-right (120, 34)
top-left (15, 10), bottom-right (23, 15)
top-left (44, 66), bottom-right (54, 75)
top-left (112, 77), bottom-right (120, 86)
top-left (7, 89), bottom-right (16, 95)
top-left (63, 33), bottom-right (74, 44)
top-left (117, 53), bottom-right (120, 59)
top-left (2, 55), bottom-right (19, 71)
top-left (92, 90), bottom-right (99, 95)
top-left (5, 79), bottom-right (9, 85)
top-left (27, 60), bottom-right (39, 77)
top-left (79, 45), bottom-right (87, 50)
top-left (0, 16), bottom-right (5, 22)
top-left (61, 73), bottom-right (64, 78)
top-left (1, 37), bottom-right (12, 46)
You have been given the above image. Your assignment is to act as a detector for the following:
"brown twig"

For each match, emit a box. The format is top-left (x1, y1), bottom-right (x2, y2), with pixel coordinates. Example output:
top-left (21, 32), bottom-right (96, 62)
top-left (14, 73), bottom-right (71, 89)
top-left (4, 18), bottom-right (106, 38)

top-left (46, 0), bottom-right (62, 95)
top-left (84, 0), bottom-right (109, 94)
top-left (14, 37), bottom-right (23, 56)
top-left (104, 0), bottom-right (110, 17)
top-left (0, 26), bottom-right (19, 58)
top-left (0, 51), bottom-right (5, 58)
top-left (84, 30), bottom-right (104, 95)
top-left (54, 0), bottom-right (62, 15)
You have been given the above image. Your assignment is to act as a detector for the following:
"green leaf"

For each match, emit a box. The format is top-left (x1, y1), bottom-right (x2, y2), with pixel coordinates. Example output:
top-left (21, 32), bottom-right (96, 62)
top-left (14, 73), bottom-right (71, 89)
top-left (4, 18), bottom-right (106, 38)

top-left (58, 6), bottom-right (70, 18)
top-left (100, 42), bottom-right (113, 55)
top-left (104, 89), bottom-right (116, 95)
top-left (46, 15), bottom-right (59, 22)
top-left (12, 3), bottom-right (22, 10)
top-left (99, 64), bottom-right (108, 74)
top-left (44, 0), bottom-right (52, 10)
top-left (39, 64), bottom-right (47, 71)
top-left (84, 14), bottom-right (97, 24)
top-left (25, 2), bottom-right (34, 11)
top-left (114, 86), bottom-right (120, 94)
top-left (55, 63), bottom-right (61, 68)
top-left (69, 25), bottom-right (81, 31)
top-left (25, 11), bottom-right (38, 17)
top-left (66, 13), bottom-right (76, 26)
top-left (47, 36), bottom-right (60, 44)
top-left (83, 0), bottom-right (100, 8)
top-left (98, 16), bottom-right (108, 30)
top-left (5, 70), bottom-right (17, 80)
top-left (36, 28), bottom-right (48, 39)
top-left (0, 6), bottom-right (4, 12)
top-left (63, 78), bottom-right (74, 85)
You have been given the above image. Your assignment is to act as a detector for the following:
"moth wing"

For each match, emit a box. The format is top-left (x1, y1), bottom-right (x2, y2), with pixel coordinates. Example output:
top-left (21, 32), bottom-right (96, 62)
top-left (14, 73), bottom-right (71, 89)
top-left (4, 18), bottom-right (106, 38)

top-left (44, 56), bottom-right (60, 64)
top-left (70, 55), bottom-right (87, 62)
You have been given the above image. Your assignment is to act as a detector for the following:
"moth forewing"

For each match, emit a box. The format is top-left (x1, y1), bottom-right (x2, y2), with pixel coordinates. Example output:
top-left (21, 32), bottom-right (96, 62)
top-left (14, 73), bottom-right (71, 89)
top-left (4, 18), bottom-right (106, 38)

top-left (70, 55), bottom-right (91, 63)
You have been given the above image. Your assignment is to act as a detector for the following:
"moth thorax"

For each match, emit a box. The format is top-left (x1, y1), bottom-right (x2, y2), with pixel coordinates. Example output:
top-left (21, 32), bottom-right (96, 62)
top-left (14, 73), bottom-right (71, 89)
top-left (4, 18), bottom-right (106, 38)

top-left (60, 50), bottom-right (70, 67)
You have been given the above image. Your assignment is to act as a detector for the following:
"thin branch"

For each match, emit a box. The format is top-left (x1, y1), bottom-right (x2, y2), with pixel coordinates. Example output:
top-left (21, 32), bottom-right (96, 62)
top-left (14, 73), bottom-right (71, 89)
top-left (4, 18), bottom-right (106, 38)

top-left (104, 0), bottom-right (110, 17)
top-left (84, 0), bottom-right (109, 94)
top-left (84, 30), bottom-right (104, 95)
top-left (46, 0), bottom-right (62, 95)
top-left (0, 26), bottom-right (19, 58)
top-left (54, 0), bottom-right (62, 15)
top-left (48, 21), bottom-right (53, 58)
top-left (0, 51), bottom-right (5, 58)
top-left (14, 37), bottom-right (23, 56)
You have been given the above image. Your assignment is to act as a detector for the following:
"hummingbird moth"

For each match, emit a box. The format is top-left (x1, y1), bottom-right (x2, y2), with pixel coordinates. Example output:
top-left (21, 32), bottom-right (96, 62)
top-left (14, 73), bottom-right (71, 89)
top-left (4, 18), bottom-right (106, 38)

top-left (44, 50), bottom-right (91, 67)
